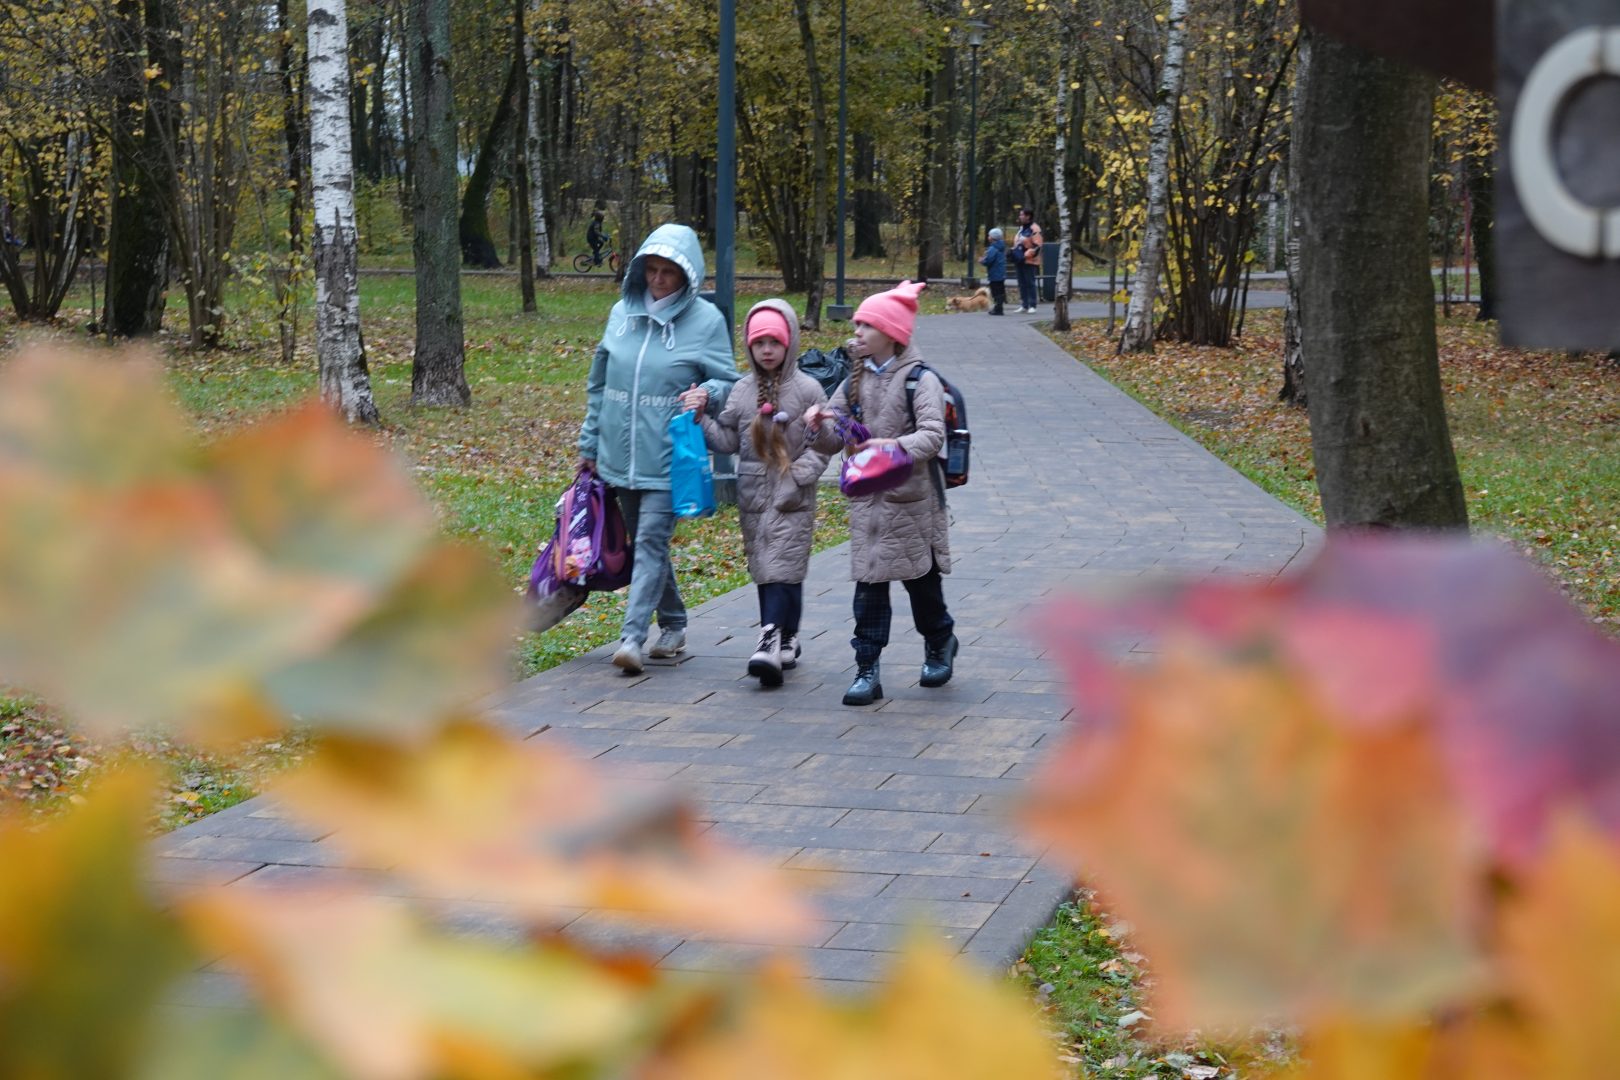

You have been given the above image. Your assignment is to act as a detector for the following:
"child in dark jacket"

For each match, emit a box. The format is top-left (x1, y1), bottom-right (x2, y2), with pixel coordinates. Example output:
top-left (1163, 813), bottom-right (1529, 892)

top-left (979, 228), bottom-right (1007, 316)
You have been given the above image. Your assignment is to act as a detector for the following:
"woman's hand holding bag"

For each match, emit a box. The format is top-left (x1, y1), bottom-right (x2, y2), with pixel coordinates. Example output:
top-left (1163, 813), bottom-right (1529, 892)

top-left (668, 411), bottom-right (717, 519)
top-left (525, 466), bottom-right (634, 632)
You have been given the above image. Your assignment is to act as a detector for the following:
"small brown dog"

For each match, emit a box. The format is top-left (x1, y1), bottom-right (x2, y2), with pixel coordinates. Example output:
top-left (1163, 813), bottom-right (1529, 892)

top-left (945, 287), bottom-right (991, 313)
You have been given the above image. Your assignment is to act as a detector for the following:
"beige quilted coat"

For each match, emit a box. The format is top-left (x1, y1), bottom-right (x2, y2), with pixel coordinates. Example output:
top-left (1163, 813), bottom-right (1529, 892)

top-left (700, 299), bottom-right (829, 584)
top-left (813, 340), bottom-right (952, 584)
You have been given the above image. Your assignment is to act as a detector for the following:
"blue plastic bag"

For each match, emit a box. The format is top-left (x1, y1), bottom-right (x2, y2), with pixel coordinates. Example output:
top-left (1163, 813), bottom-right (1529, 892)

top-left (669, 411), bottom-right (716, 519)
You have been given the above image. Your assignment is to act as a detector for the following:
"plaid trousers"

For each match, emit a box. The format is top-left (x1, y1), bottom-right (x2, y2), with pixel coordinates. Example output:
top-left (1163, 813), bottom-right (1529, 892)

top-left (851, 565), bottom-right (953, 665)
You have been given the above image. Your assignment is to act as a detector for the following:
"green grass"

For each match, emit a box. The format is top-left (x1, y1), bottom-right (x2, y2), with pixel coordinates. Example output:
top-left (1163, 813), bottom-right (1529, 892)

top-left (1016, 897), bottom-right (1282, 1077)
top-left (1046, 310), bottom-right (1620, 625)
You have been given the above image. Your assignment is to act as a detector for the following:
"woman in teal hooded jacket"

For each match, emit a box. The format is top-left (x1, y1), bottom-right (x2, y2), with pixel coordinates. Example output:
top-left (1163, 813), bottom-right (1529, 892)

top-left (578, 223), bottom-right (740, 674)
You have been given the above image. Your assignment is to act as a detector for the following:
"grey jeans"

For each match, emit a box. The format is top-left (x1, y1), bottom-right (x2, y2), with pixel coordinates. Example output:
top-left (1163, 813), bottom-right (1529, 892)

top-left (613, 487), bottom-right (686, 645)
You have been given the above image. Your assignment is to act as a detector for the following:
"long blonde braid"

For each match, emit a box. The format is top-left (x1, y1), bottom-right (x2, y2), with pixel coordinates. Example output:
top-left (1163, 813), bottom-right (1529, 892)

top-left (749, 367), bottom-right (792, 475)
top-left (845, 354), bottom-right (865, 421)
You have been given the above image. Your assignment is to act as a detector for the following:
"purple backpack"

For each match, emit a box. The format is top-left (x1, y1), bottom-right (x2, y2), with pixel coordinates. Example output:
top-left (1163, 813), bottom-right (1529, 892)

top-left (526, 468), bottom-right (634, 631)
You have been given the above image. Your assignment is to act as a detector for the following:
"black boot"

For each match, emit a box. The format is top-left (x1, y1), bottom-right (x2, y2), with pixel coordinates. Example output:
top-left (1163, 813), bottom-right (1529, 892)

top-left (920, 634), bottom-right (958, 688)
top-left (990, 300), bottom-right (1004, 316)
top-left (842, 659), bottom-right (883, 706)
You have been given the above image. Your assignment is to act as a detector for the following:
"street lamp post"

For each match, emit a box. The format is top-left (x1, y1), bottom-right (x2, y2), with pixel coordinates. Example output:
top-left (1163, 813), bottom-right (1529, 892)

top-left (963, 19), bottom-right (988, 286)
top-left (716, 0), bottom-right (736, 339)
top-left (829, 0), bottom-right (853, 321)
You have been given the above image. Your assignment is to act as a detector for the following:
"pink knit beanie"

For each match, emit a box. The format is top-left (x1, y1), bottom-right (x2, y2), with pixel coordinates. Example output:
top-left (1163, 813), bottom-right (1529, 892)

top-left (853, 280), bottom-right (927, 346)
top-left (745, 307), bottom-right (792, 348)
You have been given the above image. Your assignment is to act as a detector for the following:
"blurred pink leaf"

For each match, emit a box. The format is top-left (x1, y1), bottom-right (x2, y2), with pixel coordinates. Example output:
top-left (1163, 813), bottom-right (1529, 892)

top-left (1025, 645), bottom-right (1483, 1028)
top-left (1039, 535), bottom-right (1620, 870)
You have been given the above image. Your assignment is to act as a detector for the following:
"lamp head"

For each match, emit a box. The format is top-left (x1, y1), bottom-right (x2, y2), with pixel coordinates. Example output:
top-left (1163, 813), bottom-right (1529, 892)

top-left (965, 18), bottom-right (988, 47)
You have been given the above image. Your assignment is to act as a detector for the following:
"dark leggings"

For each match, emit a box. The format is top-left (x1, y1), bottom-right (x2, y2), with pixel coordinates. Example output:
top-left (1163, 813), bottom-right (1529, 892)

top-left (850, 564), bottom-right (953, 666)
top-left (758, 582), bottom-right (803, 638)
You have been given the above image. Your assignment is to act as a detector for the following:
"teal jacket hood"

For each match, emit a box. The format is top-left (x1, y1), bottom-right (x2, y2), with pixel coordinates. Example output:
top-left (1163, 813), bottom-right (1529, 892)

top-left (618, 224), bottom-right (709, 344)
top-left (578, 224), bottom-right (740, 490)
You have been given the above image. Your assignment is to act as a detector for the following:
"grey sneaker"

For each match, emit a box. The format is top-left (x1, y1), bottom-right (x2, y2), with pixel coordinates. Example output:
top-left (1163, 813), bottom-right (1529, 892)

top-left (611, 637), bottom-right (644, 674)
top-left (648, 627), bottom-right (687, 659)
top-left (780, 634), bottom-right (801, 669)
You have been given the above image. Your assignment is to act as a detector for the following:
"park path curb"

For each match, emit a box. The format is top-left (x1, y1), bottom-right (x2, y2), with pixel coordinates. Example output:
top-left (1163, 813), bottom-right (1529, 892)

top-left (151, 309), bottom-right (1321, 998)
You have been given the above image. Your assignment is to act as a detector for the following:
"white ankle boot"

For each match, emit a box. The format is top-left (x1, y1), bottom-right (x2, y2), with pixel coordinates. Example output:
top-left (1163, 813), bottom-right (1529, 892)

top-left (747, 624), bottom-right (783, 687)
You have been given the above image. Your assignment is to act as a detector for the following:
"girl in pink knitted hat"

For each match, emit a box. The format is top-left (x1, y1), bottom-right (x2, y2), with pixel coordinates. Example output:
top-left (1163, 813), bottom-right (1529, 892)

top-left (682, 300), bottom-right (830, 687)
top-left (805, 280), bottom-right (957, 706)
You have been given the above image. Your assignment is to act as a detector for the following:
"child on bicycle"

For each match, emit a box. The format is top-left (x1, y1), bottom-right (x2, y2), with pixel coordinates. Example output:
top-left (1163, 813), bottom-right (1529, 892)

top-left (682, 300), bottom-right (829, 687)
top-left (804, 280), bottom-right (956, 706)
top-left (587, 209), bottom-right (610, 266)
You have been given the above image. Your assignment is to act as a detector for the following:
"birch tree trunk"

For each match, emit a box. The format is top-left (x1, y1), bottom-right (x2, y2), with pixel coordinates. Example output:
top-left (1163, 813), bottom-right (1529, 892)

top-left (406, 0), bottom-right (471, 407)
top-left (307, 0), bottom-right (380, 424)
top-left (1296, 33), bottom-right (1467, 530)
top-left (523, 6), bottom-right (551, 276)
top-left (1117, 0), bottom-right (1188, 354)
top-left (1051, 58), bottom-right (1073, 333)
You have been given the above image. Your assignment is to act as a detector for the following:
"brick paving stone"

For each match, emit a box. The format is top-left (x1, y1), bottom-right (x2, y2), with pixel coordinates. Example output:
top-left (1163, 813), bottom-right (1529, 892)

top-left (752, 785), bottom-right (978, 814)
top-left (785, 847), bottom-right (1036, 880)
top-left (146, 857), bottom-right (264, 886)
top-left (705, 823), bottom-right (945, 853)
top-left (779, 868), bottom-right (897, 898)
top-left (878, 874), bottom-right (1020, 904)
top-left (822, 920), bottom-right (973, 953)
top-left (694, 803), bottom-right (850, 828)
top-left (146, 311), bottom-right (1320, 990)
top-left (810, 895), bottom-right (1000, 929)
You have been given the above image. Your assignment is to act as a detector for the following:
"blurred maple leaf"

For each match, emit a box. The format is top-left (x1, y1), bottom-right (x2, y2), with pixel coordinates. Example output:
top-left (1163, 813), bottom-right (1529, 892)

top-left (1029, 534), bottom-right (1620, 1029)
top-left (183, 886), bottom-right (674, 1080)
top-left (0, 768), bottom-right (191, 1077)
top-left (648, 940), bottom-right (1062, 1080)
top-left (1277, 819), bottom-right (1620, 1079)
top-left (273, 723), bottom-right (817, 941)
top-left (0, 348), bottom-right (520, 742)
top-left (1295, 541), bottom-right (1620, 868)
top-left (1036, 536), bottom-right (1620, 871)
top-left (1460, 817), bottom-right (1620, 1079)
top-left (1026, 644), bottom-right (1483, 1029)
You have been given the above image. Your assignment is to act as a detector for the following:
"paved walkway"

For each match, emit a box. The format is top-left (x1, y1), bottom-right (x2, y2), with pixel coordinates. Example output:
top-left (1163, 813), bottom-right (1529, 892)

top-left (153, 311), bottom-right (1320, 997)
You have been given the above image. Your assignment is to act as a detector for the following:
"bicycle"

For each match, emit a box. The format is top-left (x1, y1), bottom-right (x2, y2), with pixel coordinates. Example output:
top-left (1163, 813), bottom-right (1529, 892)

top-left (573, 245), bottom-right (621, 274)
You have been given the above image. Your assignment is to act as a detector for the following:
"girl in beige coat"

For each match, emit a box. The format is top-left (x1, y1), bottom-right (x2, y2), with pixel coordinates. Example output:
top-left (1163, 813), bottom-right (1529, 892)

top-left (685, 300), bottom-right (829, 687)
top-left (806, 281), bottom-right (957, 706)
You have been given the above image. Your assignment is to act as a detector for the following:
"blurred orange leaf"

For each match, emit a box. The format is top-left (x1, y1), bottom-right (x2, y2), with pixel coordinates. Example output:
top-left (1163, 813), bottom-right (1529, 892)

top-left (183, 887), bottom-right (663, 1080)
top-left (650, 940), bottom-right (1062, 1080)
top-left (1027, 646), bottom-right (1483, 1029)
top-left (1280, 1019), bottom-right (1452, 1080)
top-left (0, 768), bottom-right (189, 1077)
top-left (0, 348), bottom-right (519, 742)
top-left (1461, 818), bottom-right (1620, 1079)
top-left (274, 724), bottom-right (816, 941)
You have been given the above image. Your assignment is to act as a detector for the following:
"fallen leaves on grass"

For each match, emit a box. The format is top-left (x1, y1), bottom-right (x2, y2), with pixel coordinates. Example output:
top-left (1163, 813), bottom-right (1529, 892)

top-left (1051, 310), bottom-right (1620, 624)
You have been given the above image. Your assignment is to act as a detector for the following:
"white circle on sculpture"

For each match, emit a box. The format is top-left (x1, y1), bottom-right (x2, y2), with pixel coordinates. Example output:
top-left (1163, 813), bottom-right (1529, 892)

top-left (1510, 27), bottom-right (1620, 259)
